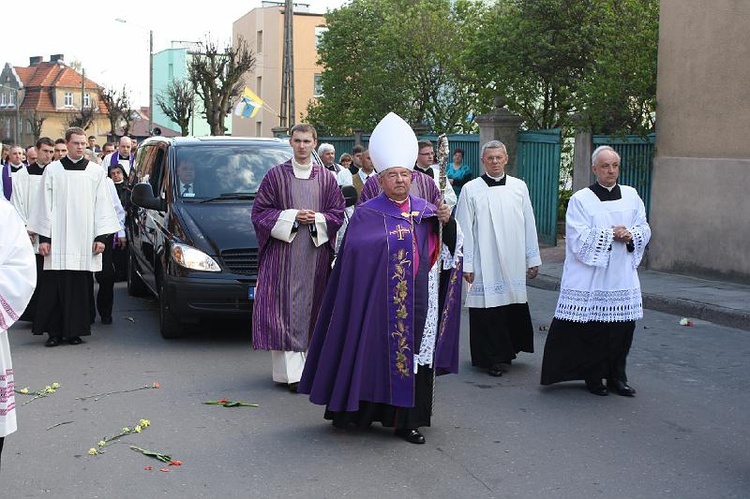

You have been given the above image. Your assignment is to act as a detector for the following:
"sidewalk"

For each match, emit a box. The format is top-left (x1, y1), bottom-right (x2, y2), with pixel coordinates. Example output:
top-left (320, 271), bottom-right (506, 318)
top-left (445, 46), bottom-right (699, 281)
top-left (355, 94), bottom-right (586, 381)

top-left (530, 241), bottom-right (750, 332)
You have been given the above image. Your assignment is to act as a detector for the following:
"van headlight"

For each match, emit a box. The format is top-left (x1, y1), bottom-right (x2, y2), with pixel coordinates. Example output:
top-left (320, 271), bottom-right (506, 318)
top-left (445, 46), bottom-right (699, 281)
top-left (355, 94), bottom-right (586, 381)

top-left (171, 243), bottom-right (221, 272)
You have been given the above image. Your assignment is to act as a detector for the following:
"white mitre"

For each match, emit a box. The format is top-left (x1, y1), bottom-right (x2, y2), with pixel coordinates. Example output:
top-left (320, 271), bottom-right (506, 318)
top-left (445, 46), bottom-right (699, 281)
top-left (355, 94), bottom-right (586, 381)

top-left (368, 112), bottom-right (417, 173)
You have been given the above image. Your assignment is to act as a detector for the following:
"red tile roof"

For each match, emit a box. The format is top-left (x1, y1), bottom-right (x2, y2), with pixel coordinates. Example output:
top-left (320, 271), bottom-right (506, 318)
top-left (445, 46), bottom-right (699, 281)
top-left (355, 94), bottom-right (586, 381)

top-left (16, 61), bottom-right (107, 114)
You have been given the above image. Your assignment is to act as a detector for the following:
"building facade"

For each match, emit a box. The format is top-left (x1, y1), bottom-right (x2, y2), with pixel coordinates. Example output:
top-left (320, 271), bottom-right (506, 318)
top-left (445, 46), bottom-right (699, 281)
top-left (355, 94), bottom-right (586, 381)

top-left (650, 0), bottom-right (750, 283)
top-left (153, 44), bottom-right (214, 137)
top-left (231, 3), bottom-right (325, 138)
top-left (0, 55), bottom-right (111, 146)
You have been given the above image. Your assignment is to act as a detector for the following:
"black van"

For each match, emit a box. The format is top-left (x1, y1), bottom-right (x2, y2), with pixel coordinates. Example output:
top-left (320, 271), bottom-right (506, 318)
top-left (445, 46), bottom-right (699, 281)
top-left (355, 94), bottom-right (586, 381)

top-left (128, 136), bottom-right (293, 338)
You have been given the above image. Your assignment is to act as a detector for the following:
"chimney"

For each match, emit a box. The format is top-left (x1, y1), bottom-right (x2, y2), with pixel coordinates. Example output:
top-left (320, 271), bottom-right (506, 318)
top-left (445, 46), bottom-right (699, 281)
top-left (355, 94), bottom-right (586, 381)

top-left (29, 56), bottom-right (43, 66)
top-left (50, 54), bottom-right (64, 63)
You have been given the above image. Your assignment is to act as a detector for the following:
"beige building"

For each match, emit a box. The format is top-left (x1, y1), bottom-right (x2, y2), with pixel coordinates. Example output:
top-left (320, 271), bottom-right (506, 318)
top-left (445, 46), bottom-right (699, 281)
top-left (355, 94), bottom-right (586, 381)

top-left (0, 55), bottom-right (111, 146)
top-left (232, 3), bottom-right (325, 138)
top-left (650, 0), bottom-right (750, 283)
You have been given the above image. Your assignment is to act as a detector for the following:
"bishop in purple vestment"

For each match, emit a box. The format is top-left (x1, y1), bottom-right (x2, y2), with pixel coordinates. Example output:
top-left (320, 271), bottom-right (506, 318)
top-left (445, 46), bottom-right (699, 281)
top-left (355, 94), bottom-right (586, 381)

top-left (299, 113), bottom-right (463, 445)
top-left (251, 124), bottom-right (345, 390)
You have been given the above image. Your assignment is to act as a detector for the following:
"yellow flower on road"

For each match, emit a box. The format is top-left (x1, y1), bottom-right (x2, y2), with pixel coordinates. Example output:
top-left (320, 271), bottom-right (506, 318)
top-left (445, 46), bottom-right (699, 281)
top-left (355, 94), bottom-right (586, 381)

top-left (88, 448), bottom-right (98, 455)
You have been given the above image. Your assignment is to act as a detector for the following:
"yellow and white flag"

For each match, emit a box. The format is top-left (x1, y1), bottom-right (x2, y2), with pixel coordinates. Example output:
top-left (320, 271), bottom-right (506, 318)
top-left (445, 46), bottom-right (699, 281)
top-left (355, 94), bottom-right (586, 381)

top-left (234, 87), bottom-right (264, 118)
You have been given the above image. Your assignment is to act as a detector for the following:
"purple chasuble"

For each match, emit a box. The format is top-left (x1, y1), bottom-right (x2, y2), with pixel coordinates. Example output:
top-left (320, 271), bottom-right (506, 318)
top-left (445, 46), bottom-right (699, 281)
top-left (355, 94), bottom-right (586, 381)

top-left (359, 170), bottom-right (441, 206)
top-left (299, 193), bottom-right (463, 411)
top-left (251, 160), bottom-right (345, 351)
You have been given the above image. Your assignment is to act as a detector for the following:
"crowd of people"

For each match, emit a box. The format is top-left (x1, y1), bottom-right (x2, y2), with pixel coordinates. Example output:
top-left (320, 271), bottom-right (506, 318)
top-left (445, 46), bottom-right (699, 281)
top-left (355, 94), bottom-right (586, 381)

top-left (0, 115), bottom-right (650, 462)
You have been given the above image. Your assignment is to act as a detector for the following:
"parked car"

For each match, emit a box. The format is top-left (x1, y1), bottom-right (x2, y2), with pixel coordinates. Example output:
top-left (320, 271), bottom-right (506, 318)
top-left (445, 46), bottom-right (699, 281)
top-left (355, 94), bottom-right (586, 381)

top-left (127, 136), bottom-right (293, 338)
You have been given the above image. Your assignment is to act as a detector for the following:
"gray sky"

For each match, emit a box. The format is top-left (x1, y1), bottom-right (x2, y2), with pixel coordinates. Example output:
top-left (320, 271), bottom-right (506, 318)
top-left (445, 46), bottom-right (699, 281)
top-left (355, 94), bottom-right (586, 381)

top-left (4, 0), bottom-right (346, 107)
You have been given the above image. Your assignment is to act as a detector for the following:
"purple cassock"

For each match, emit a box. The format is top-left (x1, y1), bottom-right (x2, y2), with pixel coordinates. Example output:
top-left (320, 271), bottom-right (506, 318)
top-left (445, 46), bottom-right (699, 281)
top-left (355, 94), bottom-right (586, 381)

top-left (299, 193), bottom-right (462, 412)
top-left (251, 160), bottom-right (345, 352)
top-left (2, 164), bottom-right (11, 200)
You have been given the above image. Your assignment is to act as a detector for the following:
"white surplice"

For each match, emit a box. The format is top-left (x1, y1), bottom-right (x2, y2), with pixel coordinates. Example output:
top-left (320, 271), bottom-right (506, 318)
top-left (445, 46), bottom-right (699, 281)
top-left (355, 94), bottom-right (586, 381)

top-left (456, 175), bottom-right (541, 308)
top-left (554, 185), bottom-right (651, 323)
top-left (27, 159), bottom-right (121, 272)
top-left (10, 166), bottom-right (44, 252)
top-left (0, 198), bottom-right (37, 437)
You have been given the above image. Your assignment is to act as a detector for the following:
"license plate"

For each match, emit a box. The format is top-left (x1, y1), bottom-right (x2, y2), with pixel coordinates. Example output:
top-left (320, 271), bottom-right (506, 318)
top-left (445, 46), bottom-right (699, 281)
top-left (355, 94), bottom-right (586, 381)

top-left (248, 286), bottom-right (255, 300)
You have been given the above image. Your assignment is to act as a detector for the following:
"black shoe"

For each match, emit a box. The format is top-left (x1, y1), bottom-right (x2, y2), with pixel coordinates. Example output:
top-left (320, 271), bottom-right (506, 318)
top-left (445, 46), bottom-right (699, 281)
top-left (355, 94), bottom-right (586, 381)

top-left (287, 382), bottom-right (299, 393)
top-left (101, 316), bottom-right (113, 325)
top-left (585, 379), bottom-right (608, 396)
top-left (395, 428), bottom-right (426, 444)
top-left (488, 364), bottom-right (503, 377)
top-left (68, 337), bottom-right (84, 345)
top-left (45, 337), bottom-right (61, 347)
top-left (609, 379), bottom-right (636, 397)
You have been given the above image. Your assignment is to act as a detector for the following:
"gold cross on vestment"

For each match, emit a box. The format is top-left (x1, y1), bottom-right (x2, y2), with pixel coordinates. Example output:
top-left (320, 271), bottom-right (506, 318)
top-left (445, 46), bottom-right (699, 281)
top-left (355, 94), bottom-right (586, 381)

top-left (390, 224), bottom-right (411, 241)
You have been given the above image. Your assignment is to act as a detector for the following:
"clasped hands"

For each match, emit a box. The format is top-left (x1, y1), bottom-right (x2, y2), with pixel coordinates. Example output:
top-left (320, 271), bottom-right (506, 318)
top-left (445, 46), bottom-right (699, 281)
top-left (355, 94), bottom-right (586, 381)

top-left (295, 209), bottom-right (317, 225)
top-left (612, 225), bottom-right (633, 243)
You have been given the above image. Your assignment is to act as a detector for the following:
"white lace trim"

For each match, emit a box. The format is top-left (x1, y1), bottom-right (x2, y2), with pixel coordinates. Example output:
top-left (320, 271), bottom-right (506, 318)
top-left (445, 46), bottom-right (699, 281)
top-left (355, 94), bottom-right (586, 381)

top-left (576, 227), bottom-right (613, 267)
top-left (470, 278), bottom-right (528, 296)
top-left (554, 287), bottom-right (643, 322)
top-left (415, 262), bottom-right (439, 371)
top-left (440, 222), bottom-right (463, 270)
top-left (630, 226), bottom-right (647, 268)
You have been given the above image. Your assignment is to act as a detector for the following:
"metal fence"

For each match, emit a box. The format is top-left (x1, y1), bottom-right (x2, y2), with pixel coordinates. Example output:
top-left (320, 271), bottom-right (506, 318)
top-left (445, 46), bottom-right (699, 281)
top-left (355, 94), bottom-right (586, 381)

top-left (517, 129), bottom-right (563, 246)
top-left (592, 133), bottom-right (655, 215)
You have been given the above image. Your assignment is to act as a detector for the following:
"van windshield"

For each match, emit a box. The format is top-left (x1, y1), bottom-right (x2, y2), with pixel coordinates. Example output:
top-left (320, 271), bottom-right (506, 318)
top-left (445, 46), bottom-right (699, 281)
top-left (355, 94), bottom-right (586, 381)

top-left (173, 143), bottom-right (291, 199)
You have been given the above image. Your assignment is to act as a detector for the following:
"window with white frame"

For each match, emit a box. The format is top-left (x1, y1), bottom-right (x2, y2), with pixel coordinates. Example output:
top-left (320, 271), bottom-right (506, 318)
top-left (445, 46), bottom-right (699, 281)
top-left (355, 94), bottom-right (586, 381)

top-left (315, 27), bottom-right (327, 49)
top-left (314, 74), bottom-right (323, 97)
top-left (26, 120), bottom-right (33, 134)
top-left (1, 92), bottom-right (6, 107)
top-left (84, 93), bottom-right (91, 108)
top-left (64, 92), bottom-right (73, 107)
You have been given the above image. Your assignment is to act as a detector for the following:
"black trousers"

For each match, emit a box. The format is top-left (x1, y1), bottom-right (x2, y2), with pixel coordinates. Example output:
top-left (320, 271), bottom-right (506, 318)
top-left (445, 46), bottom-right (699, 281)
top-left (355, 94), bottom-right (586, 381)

top-left (92, 237), bottom-right (115, 320)
top-left (540, 319), bottom-right (636, 385)
top-left (34, 270), bottom-right (92, 339)
top-left (112, 240), bottom-right (128, 282)
top-left (469, 304), bottom-right (535, 367)
top-left (324, 366), bottom-right (434, 430)
top-left (19, 254), bottom-right (44, 322)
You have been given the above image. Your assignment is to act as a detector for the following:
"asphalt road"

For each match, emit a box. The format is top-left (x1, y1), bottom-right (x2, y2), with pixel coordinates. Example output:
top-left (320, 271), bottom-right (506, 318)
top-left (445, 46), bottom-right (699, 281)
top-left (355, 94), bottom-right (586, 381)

top-left (4, 283), bottom-right (749, 498)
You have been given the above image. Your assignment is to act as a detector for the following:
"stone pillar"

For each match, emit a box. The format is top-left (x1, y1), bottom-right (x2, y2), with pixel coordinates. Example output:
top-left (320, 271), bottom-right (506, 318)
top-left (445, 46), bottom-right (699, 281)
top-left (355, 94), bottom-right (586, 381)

top-left (353, 129), bottom-right (363, 147)
top-left (571, 114), bottom-right (593, 193)
top-left (410, 122), bottom-right (431, 140)
top-left (474, 96), bottom-right (525, 176)
top-left (271, 126), bottom-right (288, 138)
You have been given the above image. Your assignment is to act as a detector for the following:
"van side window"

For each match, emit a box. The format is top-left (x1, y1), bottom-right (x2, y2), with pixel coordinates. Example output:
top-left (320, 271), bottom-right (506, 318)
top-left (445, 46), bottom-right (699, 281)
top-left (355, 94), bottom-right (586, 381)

top-left (136, 145), bottom-right (156, 189)
top-left (152, 146), bottom-right (168, 198)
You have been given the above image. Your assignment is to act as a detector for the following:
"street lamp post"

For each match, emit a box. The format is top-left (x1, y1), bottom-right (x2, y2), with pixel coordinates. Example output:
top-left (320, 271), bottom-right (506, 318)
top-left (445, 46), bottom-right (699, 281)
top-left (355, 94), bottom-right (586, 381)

top-left (115, 18), bottom-right (153, 136)
top-left (148, 29), bottom-right (153, 135)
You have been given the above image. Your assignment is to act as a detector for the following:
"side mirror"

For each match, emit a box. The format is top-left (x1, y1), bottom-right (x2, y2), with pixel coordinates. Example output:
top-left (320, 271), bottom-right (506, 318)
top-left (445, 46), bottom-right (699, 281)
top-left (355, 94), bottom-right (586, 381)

top-left (341, 185), bottom-right (358, 208)
top-left (131, 182), bottom-right (166, 211)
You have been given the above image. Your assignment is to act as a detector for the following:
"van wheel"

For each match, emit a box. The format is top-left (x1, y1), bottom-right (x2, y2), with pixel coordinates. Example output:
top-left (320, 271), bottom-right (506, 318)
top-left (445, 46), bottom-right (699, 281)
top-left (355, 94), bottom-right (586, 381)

top-left (127, 251), bottom-right (148, 297)
top-left (159, 281), bottom-right (183, 339)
